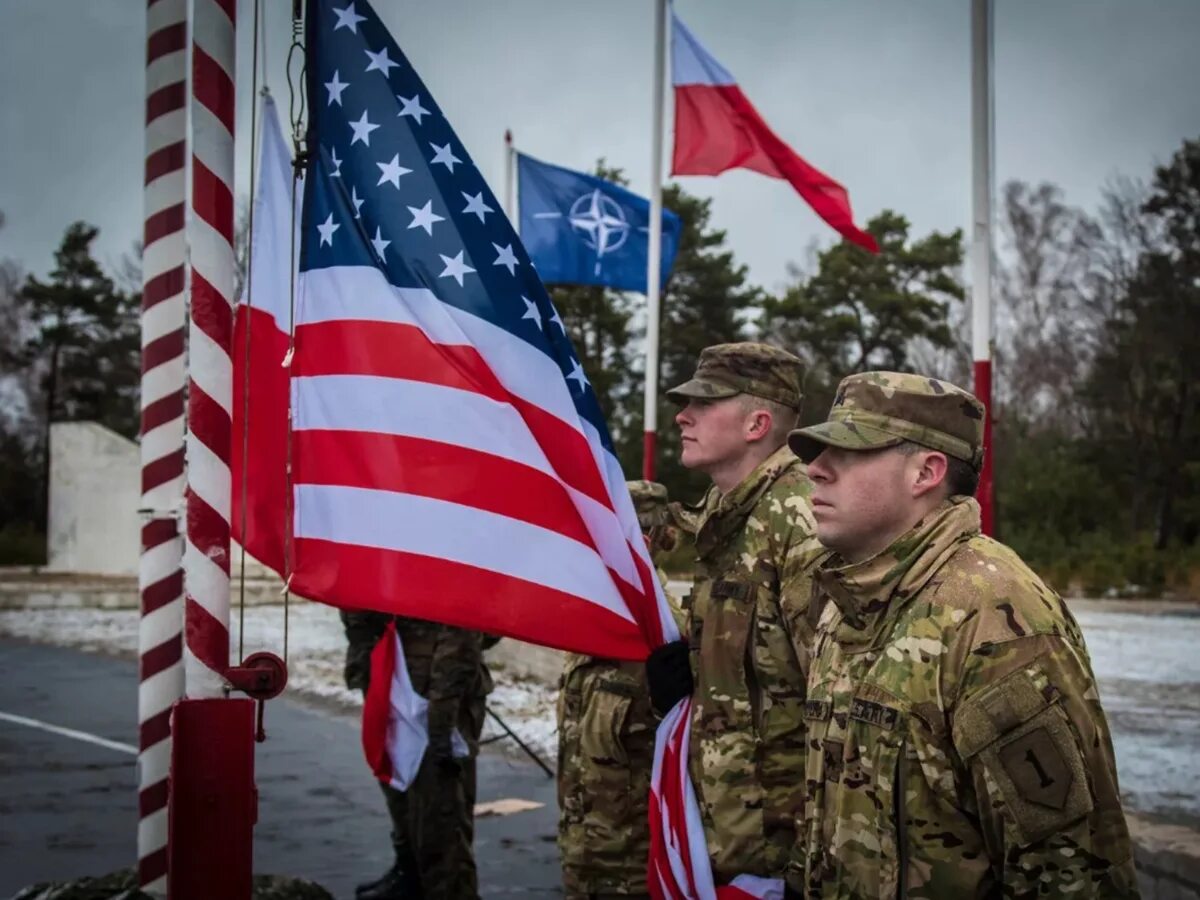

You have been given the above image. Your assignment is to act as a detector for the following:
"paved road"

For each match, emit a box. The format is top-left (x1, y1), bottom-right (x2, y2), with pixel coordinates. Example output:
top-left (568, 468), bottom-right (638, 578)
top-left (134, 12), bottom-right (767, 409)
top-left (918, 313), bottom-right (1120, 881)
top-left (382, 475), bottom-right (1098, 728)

top-left (0, 638), bottom-right (562, 899)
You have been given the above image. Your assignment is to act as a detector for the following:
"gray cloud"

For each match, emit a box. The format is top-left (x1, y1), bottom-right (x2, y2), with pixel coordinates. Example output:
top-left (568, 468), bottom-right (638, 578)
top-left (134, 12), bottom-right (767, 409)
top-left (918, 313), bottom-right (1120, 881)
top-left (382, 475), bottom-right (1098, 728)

top-left (1, 0), bottom-right (1197, 293)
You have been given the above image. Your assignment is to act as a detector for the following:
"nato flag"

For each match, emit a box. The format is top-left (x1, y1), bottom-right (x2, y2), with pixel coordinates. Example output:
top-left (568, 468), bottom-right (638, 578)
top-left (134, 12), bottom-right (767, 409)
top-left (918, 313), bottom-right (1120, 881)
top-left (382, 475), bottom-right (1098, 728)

top-left (517, 153), bottom-right (682, 294)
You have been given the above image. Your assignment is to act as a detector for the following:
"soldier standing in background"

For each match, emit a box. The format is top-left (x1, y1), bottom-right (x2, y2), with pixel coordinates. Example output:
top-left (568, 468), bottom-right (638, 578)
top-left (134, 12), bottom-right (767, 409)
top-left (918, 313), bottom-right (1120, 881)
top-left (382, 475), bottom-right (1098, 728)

top-left (341, 611), bottom-right (491, 900)
top-left (645, 342), bottom-right (826, 884)
top-left (785, 371), bottom-right (1138, 898)
top-left (556, 480), bottom-right (685, 900)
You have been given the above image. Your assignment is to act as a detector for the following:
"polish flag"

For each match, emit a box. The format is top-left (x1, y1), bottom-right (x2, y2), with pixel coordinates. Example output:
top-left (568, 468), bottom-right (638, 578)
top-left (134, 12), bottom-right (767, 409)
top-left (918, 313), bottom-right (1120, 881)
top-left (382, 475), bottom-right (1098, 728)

top-left (231, 95), bottom-right (299, 576)
top-left (671, 11), bottom-right (878, 253)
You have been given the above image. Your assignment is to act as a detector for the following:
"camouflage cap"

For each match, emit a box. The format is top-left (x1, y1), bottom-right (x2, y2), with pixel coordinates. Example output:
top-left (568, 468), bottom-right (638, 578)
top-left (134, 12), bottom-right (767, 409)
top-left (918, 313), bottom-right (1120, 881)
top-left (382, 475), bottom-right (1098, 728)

top-left (666, 342), bottom-right (804, 410)
top-left (787, 371), bottom-right (986, 469)
top-left (626, 480), bottom-right (673, 530)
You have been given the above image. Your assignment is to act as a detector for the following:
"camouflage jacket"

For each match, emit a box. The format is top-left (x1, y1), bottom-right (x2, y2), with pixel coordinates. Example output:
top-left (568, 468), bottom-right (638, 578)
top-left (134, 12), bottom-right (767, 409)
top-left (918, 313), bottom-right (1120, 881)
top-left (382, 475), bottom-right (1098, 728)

top-left (789, 497), bottom-right (1139, 899)
top-left (557, 654), bottom-right (657, 895)
top-left (687, 444), bottom-right (824, 881)
top-left (341, 611), bottom-right (491, 757)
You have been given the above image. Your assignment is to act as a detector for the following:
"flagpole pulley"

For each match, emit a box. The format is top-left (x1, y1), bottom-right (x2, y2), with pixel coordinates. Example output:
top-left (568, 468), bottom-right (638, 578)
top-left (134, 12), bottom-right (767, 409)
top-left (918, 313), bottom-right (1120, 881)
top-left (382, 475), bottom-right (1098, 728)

top-left (225, 651), bottom-right (288, 742)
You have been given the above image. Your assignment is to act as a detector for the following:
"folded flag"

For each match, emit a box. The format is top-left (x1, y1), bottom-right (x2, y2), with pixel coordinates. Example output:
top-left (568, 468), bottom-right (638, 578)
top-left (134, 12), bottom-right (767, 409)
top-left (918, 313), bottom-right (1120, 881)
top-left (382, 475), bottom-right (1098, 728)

top-left (671, 10), bottom-right (877, 253)
top-left (517, 153), bottom-right (682, 294)
top-left (362, 620), bottom-right (469, 791)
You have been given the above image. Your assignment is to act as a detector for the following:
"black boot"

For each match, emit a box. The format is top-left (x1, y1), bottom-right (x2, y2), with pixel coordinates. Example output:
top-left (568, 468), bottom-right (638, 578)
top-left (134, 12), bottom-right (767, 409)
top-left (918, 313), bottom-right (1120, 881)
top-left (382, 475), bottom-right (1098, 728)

top-left (356, 860), bottom-right (422, 900)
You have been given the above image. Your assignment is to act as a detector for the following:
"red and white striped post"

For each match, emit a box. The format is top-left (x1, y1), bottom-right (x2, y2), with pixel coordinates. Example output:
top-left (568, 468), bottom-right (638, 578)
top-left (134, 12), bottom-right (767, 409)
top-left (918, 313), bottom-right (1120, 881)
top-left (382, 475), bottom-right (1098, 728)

top-left (184, 0), bottom-right (236, 698)
top-left (138, 0), bottom-right (189, 891)
top-left (168, 1), bottom-right (257, 893)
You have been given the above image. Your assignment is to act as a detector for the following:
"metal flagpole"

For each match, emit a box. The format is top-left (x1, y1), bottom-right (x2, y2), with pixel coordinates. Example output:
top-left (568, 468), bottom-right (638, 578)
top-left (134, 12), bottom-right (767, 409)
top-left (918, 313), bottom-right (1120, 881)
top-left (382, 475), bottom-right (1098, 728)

top-left (971, 0), bottom-right (995, 536)
top-left (643, 0), bottom-right (668, 481)
top-left (138, 0), bottom-right (189, 890)
top-left (504, 129), bottom-right (516, 226)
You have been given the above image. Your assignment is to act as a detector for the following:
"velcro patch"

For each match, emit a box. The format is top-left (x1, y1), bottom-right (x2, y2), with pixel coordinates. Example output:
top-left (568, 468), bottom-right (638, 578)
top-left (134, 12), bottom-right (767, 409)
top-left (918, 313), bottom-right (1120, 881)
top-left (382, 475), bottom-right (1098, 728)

top-left (711, 580), bottom-right (753, 602)
top-left (805, 699), bottom-right (832, 721)
top-left (849, 697), bottom-right (900, 731)
top-left (997, 726), bottom-right (1073, 810)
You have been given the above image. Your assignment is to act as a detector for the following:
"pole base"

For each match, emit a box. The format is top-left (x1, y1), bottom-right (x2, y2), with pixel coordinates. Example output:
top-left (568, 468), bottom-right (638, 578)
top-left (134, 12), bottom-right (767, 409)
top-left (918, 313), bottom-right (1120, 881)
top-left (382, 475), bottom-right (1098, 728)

top-left (168, 697), bottom-right (256, 900)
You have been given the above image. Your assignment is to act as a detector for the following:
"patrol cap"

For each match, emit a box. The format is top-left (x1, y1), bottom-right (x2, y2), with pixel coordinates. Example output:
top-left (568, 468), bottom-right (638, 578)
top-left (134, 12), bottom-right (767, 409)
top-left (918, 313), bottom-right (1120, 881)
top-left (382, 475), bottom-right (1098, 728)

top-left (626, 480), bottom-right (672, 530)
top-left (788, 371), bottom-right (986, 470)
top-left (666, 342), bottom-right (804, 410)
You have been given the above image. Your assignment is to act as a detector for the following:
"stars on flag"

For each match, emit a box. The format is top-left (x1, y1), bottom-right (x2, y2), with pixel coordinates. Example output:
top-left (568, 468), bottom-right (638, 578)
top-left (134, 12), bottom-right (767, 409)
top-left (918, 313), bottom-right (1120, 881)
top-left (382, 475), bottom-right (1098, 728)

top-left (566, 359), bottom-right (589, 392)
top-left (462, 191), bottom-right (493, 223)
top-left (349, 110), bottom-right (380, 146)
top-left (407, 200), bottom-right (445, 236)
top-left (317, 213), bottom-right (340, 247)
top-left (370, 226), bottom-right (391, 261)
top-left (493, 243), bottom-right (518, 275)
top-left (438, 251), bottom-right (476, 287)
top-left (309, 0), bottom-right (603, 429)
top-left (376, 153), bottom-right (412, 189)
top-left (397, 94), bottom-right (431, 125)
top-left (520, 296), bottom-right (542, 330)
top-left (332, 3), bottom-right (367, 33)
top-left (325, 70), bottom-right (349, 106)
top-left (429, 142), bottom-right (462, 173)
top-left (364, 45), bottom-right (399, 77)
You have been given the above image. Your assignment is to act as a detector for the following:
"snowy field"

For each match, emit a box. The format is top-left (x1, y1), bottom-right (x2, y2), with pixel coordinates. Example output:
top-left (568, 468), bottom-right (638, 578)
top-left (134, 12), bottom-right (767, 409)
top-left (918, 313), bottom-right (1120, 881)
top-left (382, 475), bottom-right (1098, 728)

top-left (1, 600), bottom-right (1197, 827)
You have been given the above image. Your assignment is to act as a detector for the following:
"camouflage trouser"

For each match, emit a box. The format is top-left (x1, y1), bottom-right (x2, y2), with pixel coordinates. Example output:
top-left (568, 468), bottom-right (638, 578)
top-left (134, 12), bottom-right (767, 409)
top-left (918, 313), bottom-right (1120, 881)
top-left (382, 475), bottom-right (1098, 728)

top-left (364, 670), bottom-right (487, 900)
top-left (380, 752), bottom-right (479, 900)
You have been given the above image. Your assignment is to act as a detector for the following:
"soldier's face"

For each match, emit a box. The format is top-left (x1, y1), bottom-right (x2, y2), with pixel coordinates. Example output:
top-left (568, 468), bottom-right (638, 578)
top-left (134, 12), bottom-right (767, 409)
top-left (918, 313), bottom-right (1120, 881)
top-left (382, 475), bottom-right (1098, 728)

top-left (674, 396), bottom-right (750, 473)
top-left (806, 446), bottom-right (919, 562)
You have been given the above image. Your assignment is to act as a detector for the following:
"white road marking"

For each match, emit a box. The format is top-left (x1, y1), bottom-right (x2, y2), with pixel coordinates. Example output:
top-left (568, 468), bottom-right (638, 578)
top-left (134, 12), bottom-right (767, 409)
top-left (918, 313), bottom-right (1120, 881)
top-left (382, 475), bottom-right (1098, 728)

top-left (0, 710), bottom-right (137, 756)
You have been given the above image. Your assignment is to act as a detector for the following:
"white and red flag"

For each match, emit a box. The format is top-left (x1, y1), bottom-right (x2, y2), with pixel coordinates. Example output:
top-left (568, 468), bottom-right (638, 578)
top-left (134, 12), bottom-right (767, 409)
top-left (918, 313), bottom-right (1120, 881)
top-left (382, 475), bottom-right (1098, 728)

top-left (231, 94), bottom-right (297, 576)
top-left (671, 10), bottom-right (877, 253)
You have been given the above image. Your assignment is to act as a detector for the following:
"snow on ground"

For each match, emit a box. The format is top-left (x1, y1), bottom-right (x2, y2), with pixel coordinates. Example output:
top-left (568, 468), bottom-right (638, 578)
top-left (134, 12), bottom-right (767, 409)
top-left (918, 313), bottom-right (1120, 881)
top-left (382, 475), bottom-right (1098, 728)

top-left (2, 599), bottom-right (1197, 825)
top-left (0, 601), bottom-right (559, 762)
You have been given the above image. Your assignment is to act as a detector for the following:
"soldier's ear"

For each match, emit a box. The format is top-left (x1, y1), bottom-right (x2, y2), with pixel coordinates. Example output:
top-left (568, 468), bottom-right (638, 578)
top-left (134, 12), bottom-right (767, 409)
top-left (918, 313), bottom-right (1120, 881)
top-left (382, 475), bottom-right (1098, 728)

top-left (911, 450), bottom-right (949, 499)
top-left (744, 408), bottom-right (772, 443)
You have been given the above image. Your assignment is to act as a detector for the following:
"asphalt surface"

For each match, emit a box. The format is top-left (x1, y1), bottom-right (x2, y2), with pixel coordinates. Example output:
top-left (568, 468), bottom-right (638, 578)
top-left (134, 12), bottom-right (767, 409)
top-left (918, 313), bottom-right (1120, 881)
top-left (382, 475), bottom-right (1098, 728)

top-left (0, 638), bottom-right (562, 899)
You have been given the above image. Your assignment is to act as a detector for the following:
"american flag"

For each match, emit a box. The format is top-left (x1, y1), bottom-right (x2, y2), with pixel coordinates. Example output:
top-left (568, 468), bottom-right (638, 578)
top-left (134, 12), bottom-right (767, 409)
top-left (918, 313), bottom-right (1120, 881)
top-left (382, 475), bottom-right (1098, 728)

top-left (279, 0), bottom-right (676, 660)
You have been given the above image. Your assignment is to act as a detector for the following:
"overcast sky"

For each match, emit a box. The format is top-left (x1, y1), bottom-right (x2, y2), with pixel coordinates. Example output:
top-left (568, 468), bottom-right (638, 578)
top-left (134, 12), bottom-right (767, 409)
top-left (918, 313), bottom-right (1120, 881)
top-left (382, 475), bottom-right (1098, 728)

top-left (1, 0), bottom-right (1197, 293)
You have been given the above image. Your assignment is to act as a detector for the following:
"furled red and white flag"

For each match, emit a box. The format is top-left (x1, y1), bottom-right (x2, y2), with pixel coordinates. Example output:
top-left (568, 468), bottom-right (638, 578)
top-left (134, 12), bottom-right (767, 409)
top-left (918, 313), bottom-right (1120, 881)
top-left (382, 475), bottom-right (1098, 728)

top-left (231, 94), bottom-right (298, 575)
top-left (671, 10), bottom-right (878, 253)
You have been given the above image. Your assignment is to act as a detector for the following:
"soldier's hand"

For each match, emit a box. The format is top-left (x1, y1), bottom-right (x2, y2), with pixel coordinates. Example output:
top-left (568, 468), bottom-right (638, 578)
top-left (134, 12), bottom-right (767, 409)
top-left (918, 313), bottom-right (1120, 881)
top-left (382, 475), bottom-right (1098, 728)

top-left (434, 753), bottom-right (462, 776)
top-left (783, 882), bottom-right (802, 900)
top-left (645, 639), bottom-right (693, 715)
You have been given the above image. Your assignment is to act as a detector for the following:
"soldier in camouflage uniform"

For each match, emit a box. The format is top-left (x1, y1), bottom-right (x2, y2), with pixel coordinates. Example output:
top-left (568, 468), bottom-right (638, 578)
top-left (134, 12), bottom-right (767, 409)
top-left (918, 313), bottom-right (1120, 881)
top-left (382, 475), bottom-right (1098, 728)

top-left (784, 371), bottom-right (1138, 898)
top-left (646, 343), bottom-right (826, 883)
top-left (557, 480), bottom-right (684, 900)
top-left (341, 611), bottom-right (492, 900)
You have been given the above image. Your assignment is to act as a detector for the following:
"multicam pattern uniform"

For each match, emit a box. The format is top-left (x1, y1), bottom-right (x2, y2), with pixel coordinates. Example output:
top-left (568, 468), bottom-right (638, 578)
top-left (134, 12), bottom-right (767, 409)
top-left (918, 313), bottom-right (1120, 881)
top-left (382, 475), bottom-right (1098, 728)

top-left (788, 498), bottom-right (1139, 899)
top-left (557, 653), bottom-right (658, 897)
top-left (340, 610), bottom-right (492, 900)
top-left (687, 444), bottom-right (825, 881)
top-left (557, 541), bottom-right (686, 897)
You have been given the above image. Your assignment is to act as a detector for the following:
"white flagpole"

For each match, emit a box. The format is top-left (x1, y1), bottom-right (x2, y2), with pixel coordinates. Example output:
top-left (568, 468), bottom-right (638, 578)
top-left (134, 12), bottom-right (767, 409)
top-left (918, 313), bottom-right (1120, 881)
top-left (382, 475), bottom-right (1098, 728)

top-left (643, 0), bottom-right (668, 481)
top-left (971, 0), bottom-right (995, 535)
top-left (504, 129), bottom-right (516, 228)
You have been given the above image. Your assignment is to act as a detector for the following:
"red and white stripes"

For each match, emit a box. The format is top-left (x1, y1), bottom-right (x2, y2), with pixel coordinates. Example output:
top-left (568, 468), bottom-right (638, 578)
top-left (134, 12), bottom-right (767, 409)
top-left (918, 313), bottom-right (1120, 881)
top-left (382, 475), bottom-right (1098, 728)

top-left (139, 0), bottom-right (189, 891)
top-left (185, 0), bottom-right (236, 698)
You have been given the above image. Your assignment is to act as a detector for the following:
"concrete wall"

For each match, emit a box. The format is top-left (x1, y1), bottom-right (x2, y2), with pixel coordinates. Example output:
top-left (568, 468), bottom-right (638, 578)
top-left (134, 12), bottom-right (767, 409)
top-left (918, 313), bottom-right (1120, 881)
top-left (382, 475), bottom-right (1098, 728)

top-left (45, 420), bottom-right (271, 579)
top-left (46, 422), bottom-right (140, 576)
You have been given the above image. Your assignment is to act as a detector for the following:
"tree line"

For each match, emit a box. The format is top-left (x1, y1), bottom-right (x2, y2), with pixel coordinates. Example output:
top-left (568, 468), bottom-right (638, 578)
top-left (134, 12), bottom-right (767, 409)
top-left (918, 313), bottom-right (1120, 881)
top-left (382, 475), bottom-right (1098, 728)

top-left (2, 136), bottom-right (1197, 595)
